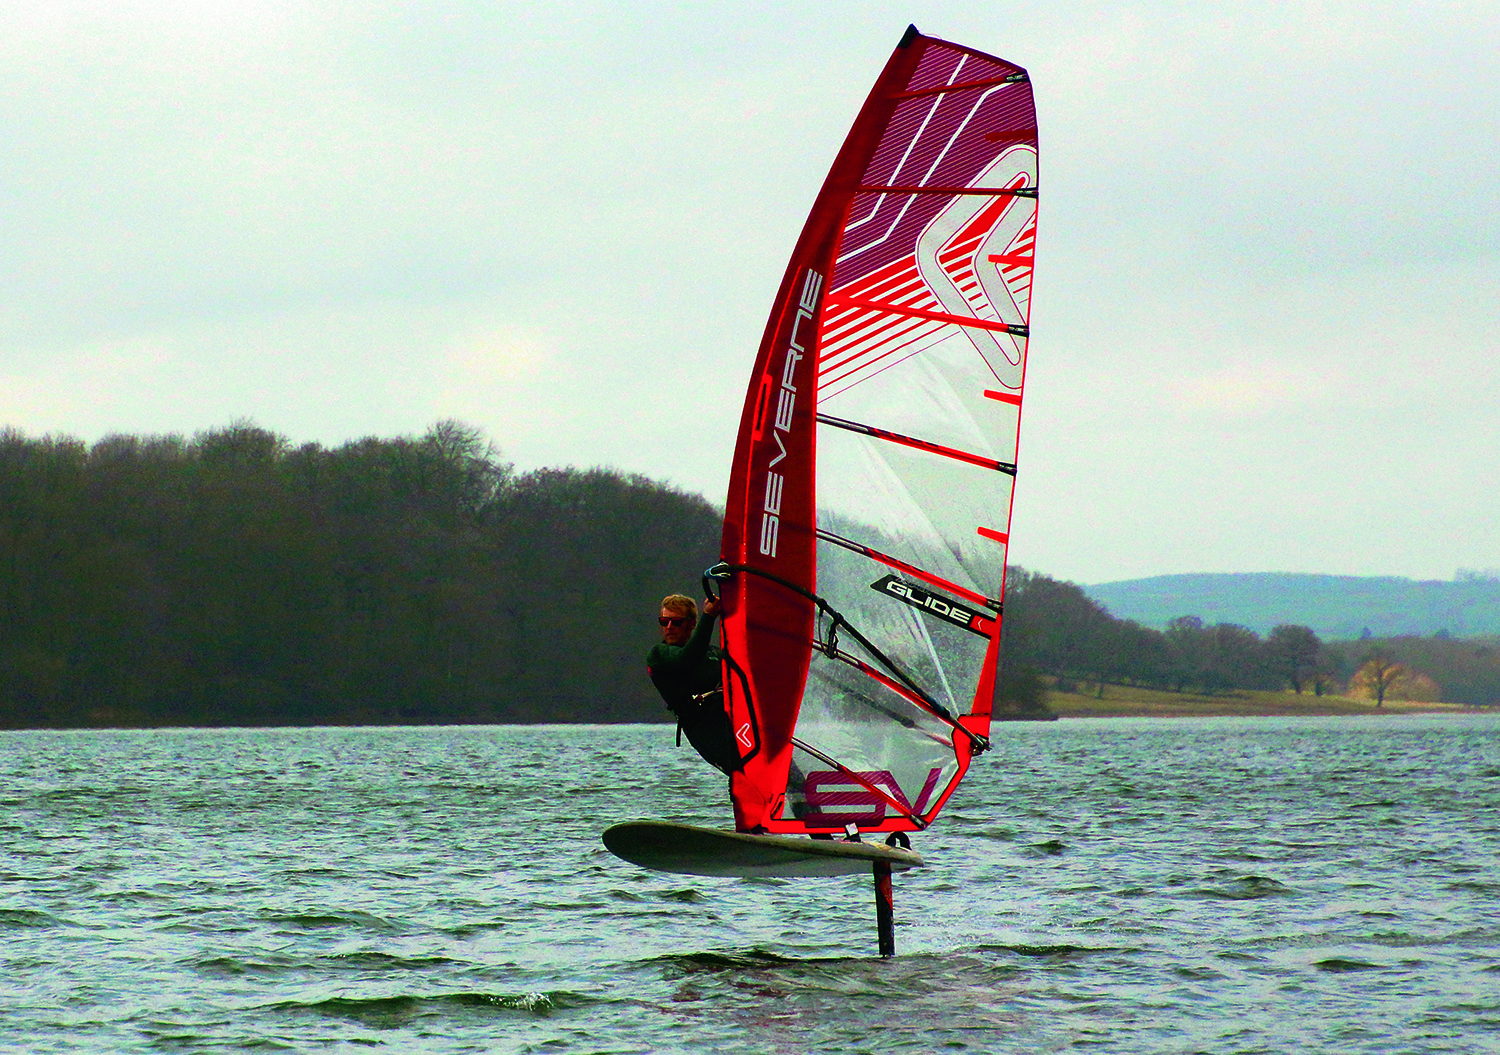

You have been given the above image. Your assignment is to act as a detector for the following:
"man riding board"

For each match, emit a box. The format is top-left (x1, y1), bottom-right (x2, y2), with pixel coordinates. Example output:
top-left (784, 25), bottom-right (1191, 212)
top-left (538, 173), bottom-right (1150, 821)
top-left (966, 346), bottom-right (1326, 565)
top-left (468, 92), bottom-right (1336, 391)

top-left (646, 593), bottom-right (741, 776)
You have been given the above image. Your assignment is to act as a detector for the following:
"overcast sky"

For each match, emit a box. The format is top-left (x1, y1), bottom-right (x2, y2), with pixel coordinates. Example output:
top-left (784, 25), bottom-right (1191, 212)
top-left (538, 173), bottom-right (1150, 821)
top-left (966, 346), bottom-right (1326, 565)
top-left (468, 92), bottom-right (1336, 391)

top-left (3, 0), bottom-right (1496, 585)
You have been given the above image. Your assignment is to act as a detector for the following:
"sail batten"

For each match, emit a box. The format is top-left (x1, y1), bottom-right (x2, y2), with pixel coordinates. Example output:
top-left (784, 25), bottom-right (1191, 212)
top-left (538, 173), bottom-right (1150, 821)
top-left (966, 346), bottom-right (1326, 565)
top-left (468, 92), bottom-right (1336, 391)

top-left (890, 74), bottom-right (1030, 101)
top-left (817, 529), bottom-right (1001, 612)
top-left (857, 184), bottom-right (1039, 197)
top-left (816, 413), bottom-right (1016, 474)
top-left (825, 293), bottom-right (1029, 336)
top-left (720, 27), bottom-right (1036, 835)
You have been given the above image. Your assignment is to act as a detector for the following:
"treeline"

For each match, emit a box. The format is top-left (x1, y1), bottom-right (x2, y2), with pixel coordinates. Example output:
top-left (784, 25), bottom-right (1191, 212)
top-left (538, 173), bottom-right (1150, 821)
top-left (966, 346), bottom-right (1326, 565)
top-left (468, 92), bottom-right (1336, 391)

top-left (1, 423), bottom-right (720, 728)
top-left (997, 568), bottom-right (1500, 706)
top-left (4, 423), bottom-right (1497, 729)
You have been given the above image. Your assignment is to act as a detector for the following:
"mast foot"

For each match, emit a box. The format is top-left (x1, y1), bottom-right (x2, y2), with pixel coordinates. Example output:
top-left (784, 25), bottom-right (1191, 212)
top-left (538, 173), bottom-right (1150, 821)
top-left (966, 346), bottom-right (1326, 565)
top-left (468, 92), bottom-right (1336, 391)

top-left (874, 861), bottom-right (895, 957)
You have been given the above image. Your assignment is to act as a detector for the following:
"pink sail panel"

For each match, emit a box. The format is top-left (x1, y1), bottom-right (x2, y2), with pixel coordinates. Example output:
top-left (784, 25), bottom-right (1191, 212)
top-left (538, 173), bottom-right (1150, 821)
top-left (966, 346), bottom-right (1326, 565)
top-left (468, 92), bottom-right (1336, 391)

top-left (720, 26), bottom-right (1037, 834)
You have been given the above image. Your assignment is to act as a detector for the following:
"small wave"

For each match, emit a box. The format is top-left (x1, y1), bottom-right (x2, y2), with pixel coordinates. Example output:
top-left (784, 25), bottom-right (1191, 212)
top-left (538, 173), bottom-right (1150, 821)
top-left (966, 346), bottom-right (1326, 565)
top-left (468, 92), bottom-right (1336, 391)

top-left (257, 909), bottom-right (401, 932)
top-left (275, 994), bottom-right (425, 1028)
top-left (271, 990), bottom-right (593, 1026)
top-left (1194, 875), bottom-right (1293, 900)
top-left (0, 870), bottom-right (49, 883)
top-left (1446, 879), bottom-right (1500, 894)
top-left (452, 991), bottom-right (593, 1013)
top-left (94, 887), bottom-right (173, 904)
top-left (981, 942), bottom-right (1101, 959)
top-left (1314, 957), bottom-right (1385, 972)
top-left (0, 908), bottom-right (61, 928)
top-left (38, 786), bottom-right (134, 802)
top-left (1211, 849), bottom-right (1268, 862)
top-left (656, 888), bottom-right (708, 903)
top-left (321, 951), bottom-right (459, 971)
top-left (281, 866), bottom-right (351, 879)
top-left (1174, 964), bottom-right (1227, 980)
top-left (649, 948), bottom-right (801, 973)
top-left (192, 954), bottom-right (300, 977)
top-left (1025, 839), bottom-right (1066, 856)
top-left (440, 921), bottom-right (506, 938)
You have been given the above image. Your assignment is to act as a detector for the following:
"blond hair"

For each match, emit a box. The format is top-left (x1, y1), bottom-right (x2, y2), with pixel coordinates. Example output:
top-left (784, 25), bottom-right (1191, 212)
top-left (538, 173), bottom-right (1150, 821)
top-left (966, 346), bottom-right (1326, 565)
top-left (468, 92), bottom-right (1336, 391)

top-left (660, 594), bottom-right (698, 620)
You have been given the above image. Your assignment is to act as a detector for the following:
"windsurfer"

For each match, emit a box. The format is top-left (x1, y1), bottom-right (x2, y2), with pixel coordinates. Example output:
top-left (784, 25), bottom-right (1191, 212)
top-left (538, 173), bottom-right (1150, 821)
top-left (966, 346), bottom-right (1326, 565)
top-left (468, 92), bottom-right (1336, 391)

top-left (647, 594), bottom-right (741, 776)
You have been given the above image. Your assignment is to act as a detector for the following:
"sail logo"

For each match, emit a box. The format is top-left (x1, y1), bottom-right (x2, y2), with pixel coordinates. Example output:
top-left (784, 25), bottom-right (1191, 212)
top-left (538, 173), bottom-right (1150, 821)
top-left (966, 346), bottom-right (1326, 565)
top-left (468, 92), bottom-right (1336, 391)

top-left (914, 147), bottom-right (1035, 382)
top-left (801, 767), bottom-right (943, 824)
top-left (759, 267), bottom-right (824, 558)
top-left (871, 574), bottom-right (990, 637)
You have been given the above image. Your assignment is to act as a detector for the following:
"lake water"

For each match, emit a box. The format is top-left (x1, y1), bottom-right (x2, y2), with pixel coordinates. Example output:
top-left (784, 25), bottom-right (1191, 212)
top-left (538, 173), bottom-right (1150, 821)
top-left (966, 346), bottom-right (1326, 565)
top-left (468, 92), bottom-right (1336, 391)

top-left (3, 715), bottom-right (1498, 1054)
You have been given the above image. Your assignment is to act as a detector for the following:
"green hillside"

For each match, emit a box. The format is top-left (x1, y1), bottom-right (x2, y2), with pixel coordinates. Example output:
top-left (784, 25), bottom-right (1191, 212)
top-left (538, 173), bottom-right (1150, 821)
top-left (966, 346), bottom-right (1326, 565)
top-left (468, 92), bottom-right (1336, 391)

top-left (1084, 572), bottom-right (1500, 639)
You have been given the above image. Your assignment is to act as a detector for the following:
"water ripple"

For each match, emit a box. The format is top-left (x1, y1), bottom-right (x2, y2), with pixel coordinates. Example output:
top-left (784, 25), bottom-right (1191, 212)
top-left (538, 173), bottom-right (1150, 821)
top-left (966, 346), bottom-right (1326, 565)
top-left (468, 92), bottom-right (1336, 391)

top-left (0, 716), bottom-right (1497, 1053)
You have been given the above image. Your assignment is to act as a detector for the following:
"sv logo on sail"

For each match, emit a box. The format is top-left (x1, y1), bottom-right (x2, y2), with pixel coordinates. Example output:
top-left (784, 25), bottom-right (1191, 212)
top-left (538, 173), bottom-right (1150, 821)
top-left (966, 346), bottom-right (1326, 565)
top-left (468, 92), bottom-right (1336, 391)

top-left (759, 268), bottom-right (824, 558)
top-left (799, 767), bottom-right (944, 824)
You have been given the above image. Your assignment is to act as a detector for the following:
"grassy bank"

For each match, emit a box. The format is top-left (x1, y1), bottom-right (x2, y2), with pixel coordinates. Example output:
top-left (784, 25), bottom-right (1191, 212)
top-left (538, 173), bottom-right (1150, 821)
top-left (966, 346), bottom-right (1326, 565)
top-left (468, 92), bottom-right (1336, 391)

top-left (1045, 684), bottom-right (1482, 718)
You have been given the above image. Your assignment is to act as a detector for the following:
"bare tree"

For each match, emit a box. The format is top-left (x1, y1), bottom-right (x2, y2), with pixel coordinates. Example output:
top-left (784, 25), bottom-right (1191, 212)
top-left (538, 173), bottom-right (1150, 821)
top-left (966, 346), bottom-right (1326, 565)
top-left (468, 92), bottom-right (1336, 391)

top-left (1354, 653), bottom-right (1406, 707)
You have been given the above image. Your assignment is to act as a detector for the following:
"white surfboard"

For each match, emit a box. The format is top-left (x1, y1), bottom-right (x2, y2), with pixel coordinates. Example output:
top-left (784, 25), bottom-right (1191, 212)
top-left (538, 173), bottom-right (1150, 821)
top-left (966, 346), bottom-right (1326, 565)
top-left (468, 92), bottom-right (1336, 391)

top-left (602, 821), bottom-right (924, 878)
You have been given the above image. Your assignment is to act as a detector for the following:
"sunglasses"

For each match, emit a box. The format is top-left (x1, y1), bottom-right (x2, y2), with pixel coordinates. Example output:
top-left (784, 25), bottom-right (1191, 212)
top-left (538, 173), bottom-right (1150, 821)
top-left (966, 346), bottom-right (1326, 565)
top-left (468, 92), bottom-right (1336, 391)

top-left (658, 616), bottom-right (689, 628)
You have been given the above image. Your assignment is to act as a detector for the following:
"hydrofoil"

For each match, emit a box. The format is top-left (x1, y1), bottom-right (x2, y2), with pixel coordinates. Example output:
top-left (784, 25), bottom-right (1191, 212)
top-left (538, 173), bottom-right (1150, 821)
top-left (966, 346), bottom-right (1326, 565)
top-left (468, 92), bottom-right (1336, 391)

top-left (602, 821), bottom-right (923, 878)
top-left (603, 821), bottom-right (920, 956)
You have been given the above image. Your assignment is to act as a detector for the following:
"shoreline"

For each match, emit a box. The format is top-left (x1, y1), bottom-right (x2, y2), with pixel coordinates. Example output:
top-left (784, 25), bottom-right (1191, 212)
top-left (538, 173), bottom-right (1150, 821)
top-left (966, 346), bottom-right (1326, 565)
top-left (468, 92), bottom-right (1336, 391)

top-left (1044, 686), bottom-right (1485, 719)
top-left (2, 694), bottom-right (1491, 732)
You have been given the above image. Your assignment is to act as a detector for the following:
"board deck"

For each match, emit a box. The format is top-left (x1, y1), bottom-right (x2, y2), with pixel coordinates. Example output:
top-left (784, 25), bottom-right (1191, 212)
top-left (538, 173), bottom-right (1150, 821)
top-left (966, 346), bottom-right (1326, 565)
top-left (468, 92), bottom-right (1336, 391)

top-left (602, 821), bottom-right (924, 878)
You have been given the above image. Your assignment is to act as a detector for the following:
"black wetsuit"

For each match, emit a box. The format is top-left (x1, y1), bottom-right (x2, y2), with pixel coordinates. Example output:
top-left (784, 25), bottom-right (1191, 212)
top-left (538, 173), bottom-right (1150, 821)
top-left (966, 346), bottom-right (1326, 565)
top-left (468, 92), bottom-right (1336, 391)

top-left (646, 612), bottom-right (740, 774)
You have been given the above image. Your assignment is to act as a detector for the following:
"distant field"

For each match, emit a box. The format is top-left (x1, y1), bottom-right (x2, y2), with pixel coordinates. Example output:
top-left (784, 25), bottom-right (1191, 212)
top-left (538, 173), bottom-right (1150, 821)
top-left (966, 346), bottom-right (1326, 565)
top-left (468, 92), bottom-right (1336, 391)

top-left (1045, 684), bottom-right (1479, 718)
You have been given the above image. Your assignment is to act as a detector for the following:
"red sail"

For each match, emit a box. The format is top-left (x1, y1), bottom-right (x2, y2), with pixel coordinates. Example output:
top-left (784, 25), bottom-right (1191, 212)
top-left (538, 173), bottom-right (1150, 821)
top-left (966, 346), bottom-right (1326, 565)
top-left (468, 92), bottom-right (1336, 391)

top-left (720, 26), bottom-right (1037, 834)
